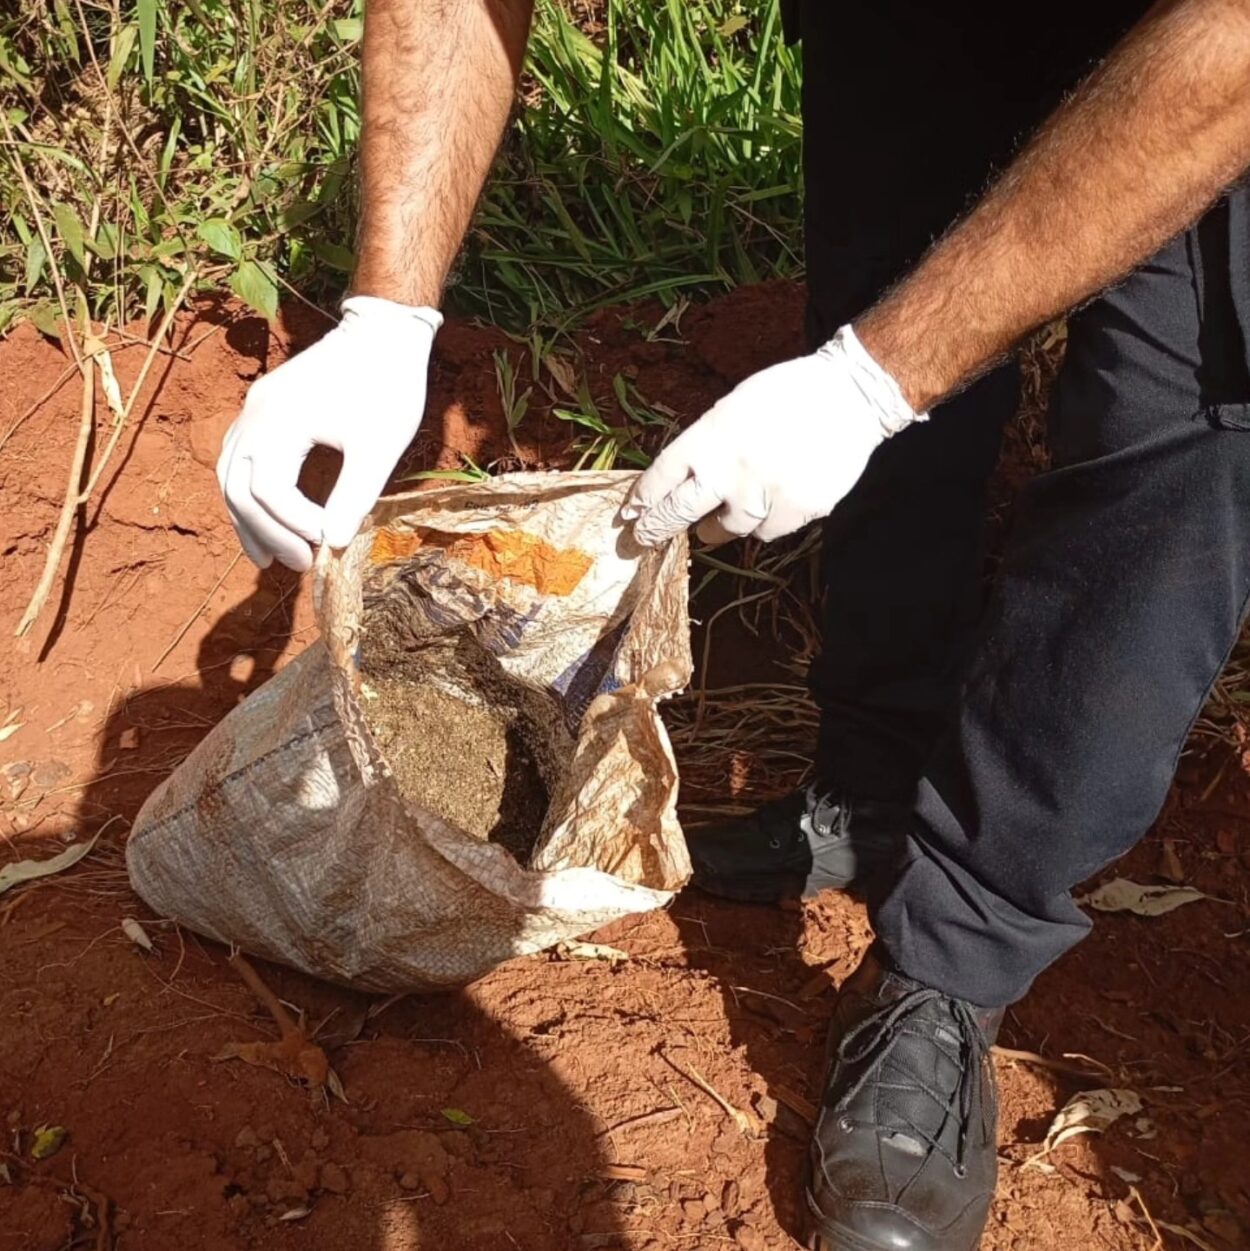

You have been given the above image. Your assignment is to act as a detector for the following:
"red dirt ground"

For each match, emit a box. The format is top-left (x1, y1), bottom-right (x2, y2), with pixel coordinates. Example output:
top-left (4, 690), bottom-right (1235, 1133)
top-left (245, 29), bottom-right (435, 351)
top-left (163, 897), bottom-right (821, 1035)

top-left (2, 283), bottom-right (1249, 1251)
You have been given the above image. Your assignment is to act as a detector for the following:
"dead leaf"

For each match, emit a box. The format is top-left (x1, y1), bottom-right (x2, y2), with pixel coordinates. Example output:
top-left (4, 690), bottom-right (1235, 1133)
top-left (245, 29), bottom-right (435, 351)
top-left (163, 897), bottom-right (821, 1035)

top-left (0, 1163), bottom-right (12, 1185)
top-left (1078, 878), bottom-right (1209, 916)
top-left (118, 726), bottom-right (140, 751)
top-left (121, 916), bottom-right (154, 952)
top-left (1158, 840), bottom-right (1185, 884)
top-left (1025, 1089), bottom-right (1142, 1168)
top-left (0, 832), bottom-right (100, 896)
top-left (554, 940), bottom-right (630, 967)
top-left (0, 723), bottom-right (22, 744)
top-left (84, 336), bottom-right (124, 419)
top-left (30, 1125), bottom-right (67, 1160)
top-left (544, 353), bottom-right (577, 398)
top-left (1110, 1166), bottom-right (1144, 1185)
top-left (279, 1206), bottom-right (311, 1222)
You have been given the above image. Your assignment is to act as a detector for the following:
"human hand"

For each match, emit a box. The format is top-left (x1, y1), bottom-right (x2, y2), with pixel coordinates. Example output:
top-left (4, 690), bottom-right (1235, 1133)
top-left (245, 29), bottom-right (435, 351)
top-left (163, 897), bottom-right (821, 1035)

top-left (624, 326), bottom-right (924, 546)
top-left (217, 296), bottom-right (442, 571)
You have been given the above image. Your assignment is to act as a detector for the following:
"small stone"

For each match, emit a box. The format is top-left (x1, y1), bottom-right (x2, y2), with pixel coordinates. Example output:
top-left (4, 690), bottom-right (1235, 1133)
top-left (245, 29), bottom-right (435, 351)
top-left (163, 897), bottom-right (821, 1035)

top-left (265, 1176), bottom-right (308, 1205)
top-left (254, 1145), bottom-right (272, 1164)
top-left (234, 1127), bottom-right (259, 1150)
top-left (319, 1163), bottom-right (349, 1195)
top-left (734, 1225), bottom-right (766, 1251)
top-left (398, 1172), bottom-right (424, 1192)
top-left (292, 1152), bottom-right (320, 1192)
top-left (681, 1199), bottom-right (706, 1224)
top-left (310, 1127), bottom-right (330, 1152)
top-left (227, 1193), bottom-right (250, 1216)
top-left (426, 1173), bottom-right (450, 1205)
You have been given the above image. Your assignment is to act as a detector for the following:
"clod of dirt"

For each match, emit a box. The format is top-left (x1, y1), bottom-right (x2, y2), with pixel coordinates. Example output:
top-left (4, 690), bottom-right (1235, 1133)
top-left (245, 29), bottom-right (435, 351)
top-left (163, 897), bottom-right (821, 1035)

top-left (292, 1152), bottom-right (319, 1192)
top-left (318, 1163), bottom-right (349, 1195)
top-left (264, 1176), bottom-right (308, 1206)
top-left (359, 619), bottom-right (570, 865)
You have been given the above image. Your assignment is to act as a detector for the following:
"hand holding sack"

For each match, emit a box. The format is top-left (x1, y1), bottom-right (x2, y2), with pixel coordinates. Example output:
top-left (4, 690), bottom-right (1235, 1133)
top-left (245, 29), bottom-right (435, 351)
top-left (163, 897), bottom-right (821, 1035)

top-left (625, 326), bottom-right (926, 547)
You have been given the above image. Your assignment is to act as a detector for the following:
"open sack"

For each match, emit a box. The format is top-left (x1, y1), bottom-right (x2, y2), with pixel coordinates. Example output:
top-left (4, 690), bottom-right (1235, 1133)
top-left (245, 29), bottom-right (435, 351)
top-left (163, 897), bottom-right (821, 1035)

top-left (126, 472), bottom-right (692, 990)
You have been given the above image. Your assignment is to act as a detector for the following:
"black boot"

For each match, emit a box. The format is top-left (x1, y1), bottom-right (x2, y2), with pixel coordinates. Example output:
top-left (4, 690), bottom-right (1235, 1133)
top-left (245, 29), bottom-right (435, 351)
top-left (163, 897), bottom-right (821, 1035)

top-left (807, 950), bottom-right (1002, 1251)
top-left (687, 785), bottom-right (908, 903)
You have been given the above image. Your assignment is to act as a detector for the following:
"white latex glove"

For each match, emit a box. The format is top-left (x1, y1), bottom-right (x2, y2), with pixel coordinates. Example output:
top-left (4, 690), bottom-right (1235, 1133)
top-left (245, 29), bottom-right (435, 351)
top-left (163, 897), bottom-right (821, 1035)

top-left (624, 325), bottom-right (926, 546)
top-left (217, 295), bottom-right (442, 572)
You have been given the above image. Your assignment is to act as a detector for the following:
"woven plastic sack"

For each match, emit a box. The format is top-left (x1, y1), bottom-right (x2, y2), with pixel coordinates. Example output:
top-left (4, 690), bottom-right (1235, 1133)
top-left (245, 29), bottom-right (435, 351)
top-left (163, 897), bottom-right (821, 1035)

top-left (126, 471), bottom-right (692, 990)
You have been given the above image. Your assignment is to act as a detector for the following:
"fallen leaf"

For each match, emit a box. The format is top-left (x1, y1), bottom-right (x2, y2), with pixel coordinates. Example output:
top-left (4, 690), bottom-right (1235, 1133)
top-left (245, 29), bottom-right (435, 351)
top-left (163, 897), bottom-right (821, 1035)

top-left (279, 1206), bottom-right (311, 1222)
top-left (441, 1108), bottom-right (474, 1127)
top-left (554, 940), bottom-right (630, 966)
top-left (0, 723), bottom-right (22, 744)
top-left (31, 1125), bottom-right (67, 1160)
top-left (103, 992), bottom-right (121, 1007)
top-left (1078, 878), bottom-right (1209, 916)
top-left (1025, 1089), bottom-right (1142, 1168)
top-left (120, 916), bottom-right (154, 952)
top-left (1158, 839), bottom-right (1185, 884)
top-left (118, 726), bottom-right (140, 751)
top-left (0, 832), bottom-right (99, 897)
top-left (1110, 1166), bottom-right (1143, 1184)
top-left (0, 1163), bottom-right (11, 1185)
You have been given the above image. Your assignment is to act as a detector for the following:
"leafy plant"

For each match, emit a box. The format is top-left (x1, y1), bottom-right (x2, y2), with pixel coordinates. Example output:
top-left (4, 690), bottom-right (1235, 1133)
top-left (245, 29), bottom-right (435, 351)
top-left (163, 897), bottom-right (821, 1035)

top-left (1, 0), bottom-right (801, 333)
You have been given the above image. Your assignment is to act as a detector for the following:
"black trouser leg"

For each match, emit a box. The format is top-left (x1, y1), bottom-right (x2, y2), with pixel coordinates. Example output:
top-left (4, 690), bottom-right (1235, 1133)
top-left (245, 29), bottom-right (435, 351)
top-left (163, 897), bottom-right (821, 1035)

top-left (810, 378), bottom-right (1015, 801)
top-left (797, 1), bottom-right (1141, 801)
top-left (874, 196), bottom-right (1250, 1006)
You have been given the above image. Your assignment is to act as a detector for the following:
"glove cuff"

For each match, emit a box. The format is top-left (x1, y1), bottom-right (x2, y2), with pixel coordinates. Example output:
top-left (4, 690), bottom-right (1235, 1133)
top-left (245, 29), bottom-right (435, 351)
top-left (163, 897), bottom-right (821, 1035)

top-left (340, 295), bottom-right (443, 338)
top-left (819, 325), bottom-right (927, 438)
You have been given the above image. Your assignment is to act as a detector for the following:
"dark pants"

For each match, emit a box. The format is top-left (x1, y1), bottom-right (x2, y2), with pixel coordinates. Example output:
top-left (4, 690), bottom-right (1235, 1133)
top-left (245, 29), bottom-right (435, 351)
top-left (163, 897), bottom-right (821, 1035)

top-left (799, 2), bottom-right (1250, 1004)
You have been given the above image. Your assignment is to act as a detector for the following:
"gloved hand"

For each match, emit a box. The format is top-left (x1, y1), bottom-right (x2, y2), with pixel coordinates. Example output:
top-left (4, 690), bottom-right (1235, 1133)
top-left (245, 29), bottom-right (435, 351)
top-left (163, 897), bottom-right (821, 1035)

top-left (624, 325), bottom-right (926, 546)
top-left (217, 295), bottom-right (443, 571)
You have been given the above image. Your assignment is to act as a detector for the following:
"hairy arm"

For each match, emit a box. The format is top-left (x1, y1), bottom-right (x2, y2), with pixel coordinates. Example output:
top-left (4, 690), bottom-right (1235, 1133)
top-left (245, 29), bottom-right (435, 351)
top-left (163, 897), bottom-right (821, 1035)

top-left (856, 0), bottom-right (1250, 412)
top-left (350, 0), bottom-right (534, 306)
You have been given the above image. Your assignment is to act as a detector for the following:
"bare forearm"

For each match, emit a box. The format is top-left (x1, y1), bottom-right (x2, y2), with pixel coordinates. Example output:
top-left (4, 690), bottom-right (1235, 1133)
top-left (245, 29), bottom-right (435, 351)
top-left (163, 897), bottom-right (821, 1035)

top-left (857, 0), bottom-right (1250, 412)
top-left (351, 0), bottom-right (533, 306)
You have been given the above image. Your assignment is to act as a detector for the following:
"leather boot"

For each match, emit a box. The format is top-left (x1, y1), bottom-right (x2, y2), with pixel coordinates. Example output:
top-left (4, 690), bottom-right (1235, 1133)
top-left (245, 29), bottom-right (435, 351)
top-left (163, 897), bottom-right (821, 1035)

top-left (807, 949), bottom-right (1003, 1251)
top-left (688, 785), bottom-right (908, 903)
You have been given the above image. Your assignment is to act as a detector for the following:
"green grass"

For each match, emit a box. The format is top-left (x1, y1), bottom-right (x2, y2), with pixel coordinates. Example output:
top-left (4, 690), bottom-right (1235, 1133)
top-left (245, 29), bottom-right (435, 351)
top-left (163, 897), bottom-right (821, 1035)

top-left (0, 0), bottom-right (802, 337)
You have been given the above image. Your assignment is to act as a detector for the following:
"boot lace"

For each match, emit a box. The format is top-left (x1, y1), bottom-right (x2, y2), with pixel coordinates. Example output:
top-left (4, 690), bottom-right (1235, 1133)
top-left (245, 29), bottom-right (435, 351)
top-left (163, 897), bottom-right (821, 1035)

top-left (829, 986), bottom-right (993, 1176)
